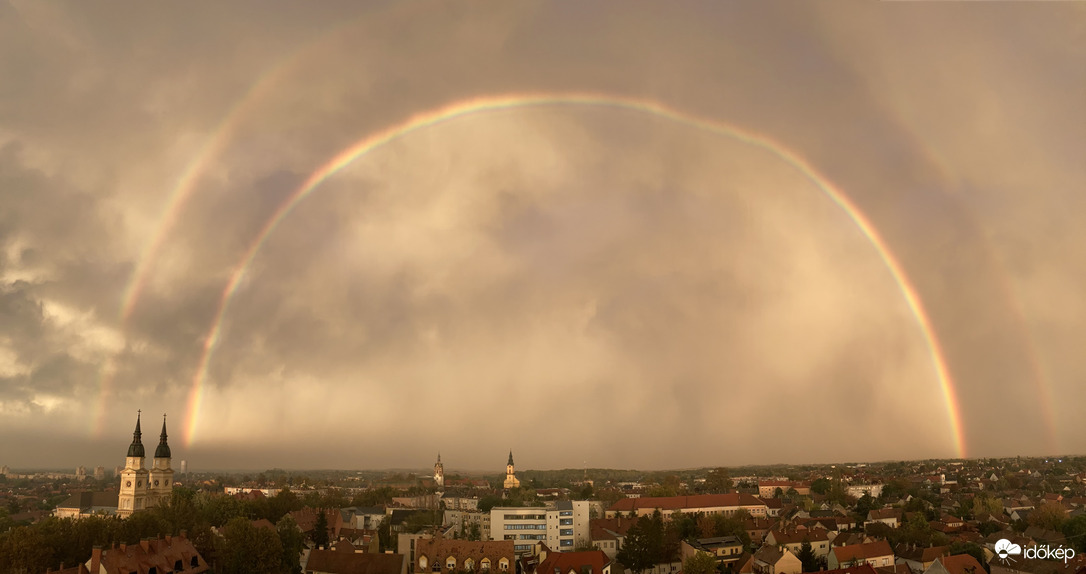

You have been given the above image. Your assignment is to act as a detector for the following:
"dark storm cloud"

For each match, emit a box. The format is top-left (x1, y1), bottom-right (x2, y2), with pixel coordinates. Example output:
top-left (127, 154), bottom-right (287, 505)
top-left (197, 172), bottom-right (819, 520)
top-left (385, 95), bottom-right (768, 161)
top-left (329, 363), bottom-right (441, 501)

top-left (0, 0), bottom-right (1081, 470)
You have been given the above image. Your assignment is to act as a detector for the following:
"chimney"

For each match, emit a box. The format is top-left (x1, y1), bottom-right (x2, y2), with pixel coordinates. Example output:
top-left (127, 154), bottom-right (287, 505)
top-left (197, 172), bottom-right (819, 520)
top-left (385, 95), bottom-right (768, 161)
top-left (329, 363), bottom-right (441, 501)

top-left (91, 546), bottom-right (103, 573)
top-left (140, 538), bottom-right (150, 551)
top-left (120, 543), bottom-right (126, 552)
top-left (166, 534), bottom-right (172, 544)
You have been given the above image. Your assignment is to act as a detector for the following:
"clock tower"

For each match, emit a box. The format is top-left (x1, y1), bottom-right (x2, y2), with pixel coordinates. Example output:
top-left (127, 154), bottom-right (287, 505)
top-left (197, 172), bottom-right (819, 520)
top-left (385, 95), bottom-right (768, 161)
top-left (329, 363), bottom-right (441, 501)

top-left (149, 415), bottom-right (174, 506)
top-left (117, 411), bottom-right (150, 518)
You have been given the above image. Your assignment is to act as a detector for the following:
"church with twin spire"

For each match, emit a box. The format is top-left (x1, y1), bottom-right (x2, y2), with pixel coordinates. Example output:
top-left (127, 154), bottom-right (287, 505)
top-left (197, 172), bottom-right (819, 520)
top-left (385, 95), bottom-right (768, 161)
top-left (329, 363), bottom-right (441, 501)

top-left (117, 411), bottom-right (174, 518)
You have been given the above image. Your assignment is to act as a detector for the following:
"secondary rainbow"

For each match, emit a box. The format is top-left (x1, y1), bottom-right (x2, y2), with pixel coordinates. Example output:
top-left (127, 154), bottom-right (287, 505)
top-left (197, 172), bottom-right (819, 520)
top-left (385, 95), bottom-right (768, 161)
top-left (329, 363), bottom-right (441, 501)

top-left (96, 2), bottom-right (429, 436)
top-left (183, 92), bottom-right (968, 456)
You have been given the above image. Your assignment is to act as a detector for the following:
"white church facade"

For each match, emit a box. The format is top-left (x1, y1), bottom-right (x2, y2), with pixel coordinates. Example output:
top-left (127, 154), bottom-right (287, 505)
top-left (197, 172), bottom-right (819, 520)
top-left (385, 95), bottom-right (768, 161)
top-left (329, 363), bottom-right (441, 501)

top-left (117, 411), bottom-right (174, 518)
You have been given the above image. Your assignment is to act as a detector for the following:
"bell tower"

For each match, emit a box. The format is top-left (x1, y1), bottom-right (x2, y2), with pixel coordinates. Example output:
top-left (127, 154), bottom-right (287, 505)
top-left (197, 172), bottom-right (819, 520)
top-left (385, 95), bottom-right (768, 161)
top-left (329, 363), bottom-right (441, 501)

top-left (503, 450), bottom-right (520, 489)
top-left (117, 411), bottom-right (150, 518)
top-left (434, 453), bottom-right (444, 489)
top-left (149, 414), bottom-right (174, 506)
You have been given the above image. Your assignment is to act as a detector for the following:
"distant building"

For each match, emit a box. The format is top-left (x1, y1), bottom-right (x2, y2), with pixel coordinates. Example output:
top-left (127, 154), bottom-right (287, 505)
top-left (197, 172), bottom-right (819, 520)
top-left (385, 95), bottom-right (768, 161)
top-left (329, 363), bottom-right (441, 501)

top-left (54, 491), bottom-right (119, 518)
top-left (605, 494), bottom-right (769, 519)
top-left (94, 466), bottom-right (105, 481)
top-left (181, 460), bottom-right (187, 474)
top-left (504, 452), bottom-right (520, 489)
top-left (76, 466), bottom-right (87, 481)
top-left (846, 484), bottom-right (884, 499)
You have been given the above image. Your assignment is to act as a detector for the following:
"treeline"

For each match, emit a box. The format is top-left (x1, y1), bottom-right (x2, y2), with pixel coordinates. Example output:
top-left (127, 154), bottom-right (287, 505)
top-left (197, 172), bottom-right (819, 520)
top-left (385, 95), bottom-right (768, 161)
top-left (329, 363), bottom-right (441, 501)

top-left (0, 487), bottom-right (340, 574)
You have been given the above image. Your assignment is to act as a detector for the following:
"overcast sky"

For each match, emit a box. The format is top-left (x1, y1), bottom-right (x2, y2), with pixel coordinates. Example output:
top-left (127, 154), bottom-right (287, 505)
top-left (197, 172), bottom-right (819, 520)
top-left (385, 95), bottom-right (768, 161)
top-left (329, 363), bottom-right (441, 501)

top-left (1, 1), bottom-right (1084, 472)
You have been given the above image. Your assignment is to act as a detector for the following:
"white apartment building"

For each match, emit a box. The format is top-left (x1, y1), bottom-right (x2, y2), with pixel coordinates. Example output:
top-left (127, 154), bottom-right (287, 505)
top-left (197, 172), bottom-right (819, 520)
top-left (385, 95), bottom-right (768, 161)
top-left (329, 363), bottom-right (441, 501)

top-left (490, 501), bottom-right (589, 554)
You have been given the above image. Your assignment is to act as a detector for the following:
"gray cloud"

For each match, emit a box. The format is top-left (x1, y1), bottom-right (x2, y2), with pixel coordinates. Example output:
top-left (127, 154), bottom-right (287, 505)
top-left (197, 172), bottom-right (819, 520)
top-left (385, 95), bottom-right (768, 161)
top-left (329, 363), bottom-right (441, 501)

top-left (0, 1), bottom-right (1082, 471)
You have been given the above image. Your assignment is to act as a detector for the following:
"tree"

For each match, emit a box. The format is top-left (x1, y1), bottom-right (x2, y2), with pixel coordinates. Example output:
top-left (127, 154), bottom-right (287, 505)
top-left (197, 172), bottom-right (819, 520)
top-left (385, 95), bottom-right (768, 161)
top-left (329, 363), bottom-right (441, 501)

top-left (798, 539), bottom-right (818, 573)
top-left (854, 494), bottom-right (876, 520)
top-left (1062, 515), bottom-right (1086, 554)
top-left (948, 542), bottom-right (987, 571)
top-left (704, 469), bottom-right (733, 494)
top-left (216, 517), bottom-right (285, 574)
top-left (468, 523), bottom-right (481, 542)
top-left (276, 515), bottom-right (306, 574)
top-left (617, 517), bottom-right (657, 574)
top-left (811, 478), bottom-right (832, 495)
top-left (683, 552), bottom-right (719, 574)
top-left (312, 510), bottom-right (330, 549)
top-left (1030, 501), bottom-right (1068, 532)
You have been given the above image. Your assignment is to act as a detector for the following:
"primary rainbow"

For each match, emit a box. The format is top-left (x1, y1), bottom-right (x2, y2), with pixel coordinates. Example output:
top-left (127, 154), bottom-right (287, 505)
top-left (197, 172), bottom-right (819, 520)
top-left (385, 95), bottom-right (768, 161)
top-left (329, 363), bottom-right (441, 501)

top-left (183, 92), bottom-right (968, 456)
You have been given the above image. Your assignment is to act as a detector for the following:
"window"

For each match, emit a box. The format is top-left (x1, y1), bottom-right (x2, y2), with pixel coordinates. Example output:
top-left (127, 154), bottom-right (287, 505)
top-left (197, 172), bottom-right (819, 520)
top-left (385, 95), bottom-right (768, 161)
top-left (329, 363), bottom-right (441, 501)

top-left (560, 539), bottom-right (573, 547)
top-left (560, 529), bottom-right (573, 536)
top-left (560, 511), bottom-right (573, 517)
top-left (466, 559), bottom-right (475, 570)
top-left (447, 557), bottom-right (457, 570)
top-left (499, 559), bottom-right (510, 571)
top-left (191, 557), bottom-right (199, 568)
top-left (559, 519), bottom-right (573, 526)
top-left (481, 559), bottom-right (491, 570)
top-left (420, 556), bottom-right (429, 570)
top-left (174, 560), bottom-right (182, 570)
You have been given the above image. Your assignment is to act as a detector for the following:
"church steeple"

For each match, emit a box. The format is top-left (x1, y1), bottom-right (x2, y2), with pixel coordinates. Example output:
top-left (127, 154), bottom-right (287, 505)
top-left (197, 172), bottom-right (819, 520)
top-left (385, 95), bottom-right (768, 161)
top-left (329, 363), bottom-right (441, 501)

top-left (126, 411), bottom-right (145, 458)
top-left (508, 450), bottom-right (514, 466)
top-left (154, 415), bottom-right (171, 459)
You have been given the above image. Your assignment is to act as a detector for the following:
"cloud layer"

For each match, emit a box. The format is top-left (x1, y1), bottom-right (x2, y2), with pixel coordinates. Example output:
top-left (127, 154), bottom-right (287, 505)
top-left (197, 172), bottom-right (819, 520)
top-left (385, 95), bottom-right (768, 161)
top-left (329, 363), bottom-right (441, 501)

top-left (0, 1), bottom-right (1083, 471)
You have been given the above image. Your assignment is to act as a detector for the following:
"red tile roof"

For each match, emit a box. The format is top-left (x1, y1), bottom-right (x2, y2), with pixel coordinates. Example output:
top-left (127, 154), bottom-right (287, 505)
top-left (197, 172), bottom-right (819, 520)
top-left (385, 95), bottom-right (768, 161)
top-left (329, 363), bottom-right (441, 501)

top-left (306, 547), bottom-right (404, 574)
top-left (537, 550), bottom-right (610, 574)
top-left (935, 554), bottom-right (985, 574)
top-left (832, 541), bottom-right (894, 564)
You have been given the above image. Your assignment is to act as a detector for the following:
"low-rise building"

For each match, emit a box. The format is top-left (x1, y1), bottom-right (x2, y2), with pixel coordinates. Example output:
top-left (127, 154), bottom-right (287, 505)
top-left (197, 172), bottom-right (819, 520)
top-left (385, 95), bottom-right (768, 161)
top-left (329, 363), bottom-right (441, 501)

top-left (605, 494), bottom-right (768, 520)
top-left (414, 539), bottom-right (516, 574)
top-left (828, 541), bottom-right (895, 570)
top-left (752, 546), bottom-right (802, 574)
top-left (54, 491), bottom-right (119, 519)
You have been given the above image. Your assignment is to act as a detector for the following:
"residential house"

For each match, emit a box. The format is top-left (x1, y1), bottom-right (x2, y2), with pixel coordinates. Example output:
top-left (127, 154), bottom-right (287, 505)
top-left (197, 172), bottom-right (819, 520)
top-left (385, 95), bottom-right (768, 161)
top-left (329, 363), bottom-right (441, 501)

top-left (752, 546), bottom-right (802, 574)
top-left (681, 537), bottom-right (746, 568)
top-left (866, 509), bottom-right (902, 529)
top-left (765, 529), bottom-right (831, 558)
top-left (923, 555), bottom-right (985, 574)
top-left (894, 545), bottom-right (949, 573)
top-left (590, 518), bottom-right (636, 560)
top-left (827, 541), bottom-right (895, 570)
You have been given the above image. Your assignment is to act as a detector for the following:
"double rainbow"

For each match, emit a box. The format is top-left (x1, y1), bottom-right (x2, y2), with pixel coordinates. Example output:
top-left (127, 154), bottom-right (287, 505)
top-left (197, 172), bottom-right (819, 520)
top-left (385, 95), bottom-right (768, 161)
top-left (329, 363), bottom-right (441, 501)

top-left (175, 92), bottom-right (968, 456)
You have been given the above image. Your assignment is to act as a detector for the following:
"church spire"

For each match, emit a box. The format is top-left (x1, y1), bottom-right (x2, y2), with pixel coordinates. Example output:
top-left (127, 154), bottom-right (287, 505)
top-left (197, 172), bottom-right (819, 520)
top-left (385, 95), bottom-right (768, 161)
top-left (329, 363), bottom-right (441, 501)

top-left (508, 450), bottom-right (514, 466)
top-left (154, 414), bottom-right (171, 459)
top-left (127, 410), bottom-right (145, 458)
